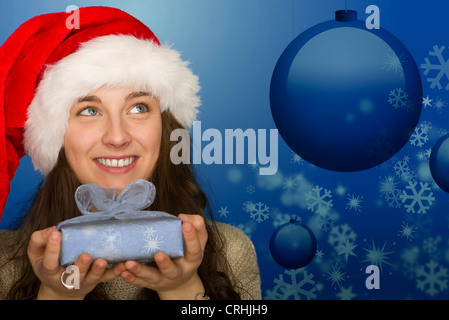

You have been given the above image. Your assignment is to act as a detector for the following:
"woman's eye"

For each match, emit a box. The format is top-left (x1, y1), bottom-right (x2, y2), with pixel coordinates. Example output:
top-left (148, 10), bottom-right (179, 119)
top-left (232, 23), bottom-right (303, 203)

top-left (78, 107), bottom-right (99, 116)
top-left (129, 103), bottom-right (149, 114)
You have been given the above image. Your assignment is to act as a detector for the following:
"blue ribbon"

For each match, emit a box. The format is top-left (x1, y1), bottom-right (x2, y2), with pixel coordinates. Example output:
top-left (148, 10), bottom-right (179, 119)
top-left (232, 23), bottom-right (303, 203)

top-left (57, 179), bottom-right (176, 229)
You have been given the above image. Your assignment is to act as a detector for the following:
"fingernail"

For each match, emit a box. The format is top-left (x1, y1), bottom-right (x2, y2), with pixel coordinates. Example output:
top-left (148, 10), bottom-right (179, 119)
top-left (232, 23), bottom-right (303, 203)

top-left (49, 231), bottom-right (60, 242)
top-left (45, 226), bottom-right (55, 236)
top-left (81, 255), bottom-right (91, 265)
top-left (180, 214), bottom-right (191, 222)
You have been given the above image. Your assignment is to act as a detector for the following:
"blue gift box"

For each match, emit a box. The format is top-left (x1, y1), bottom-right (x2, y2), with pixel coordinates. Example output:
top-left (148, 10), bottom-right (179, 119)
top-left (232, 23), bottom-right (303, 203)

top-left (57, 179), bottom-right (185, 266)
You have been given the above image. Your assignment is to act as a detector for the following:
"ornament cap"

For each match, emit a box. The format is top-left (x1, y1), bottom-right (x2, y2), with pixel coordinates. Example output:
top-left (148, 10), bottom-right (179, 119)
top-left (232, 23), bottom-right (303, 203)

top-left (335, 10), bottom-right (357, 22)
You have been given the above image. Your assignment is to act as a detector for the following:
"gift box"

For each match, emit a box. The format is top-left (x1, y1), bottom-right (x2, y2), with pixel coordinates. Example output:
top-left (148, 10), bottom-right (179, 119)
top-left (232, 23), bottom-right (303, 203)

top-left (57, 179), bottom-right (185, 266)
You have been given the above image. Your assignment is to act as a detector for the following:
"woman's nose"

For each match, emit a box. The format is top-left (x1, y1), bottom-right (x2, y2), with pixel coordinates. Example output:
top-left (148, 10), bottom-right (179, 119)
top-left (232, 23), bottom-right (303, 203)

top-left (102, 116), bottom-right (132, 148)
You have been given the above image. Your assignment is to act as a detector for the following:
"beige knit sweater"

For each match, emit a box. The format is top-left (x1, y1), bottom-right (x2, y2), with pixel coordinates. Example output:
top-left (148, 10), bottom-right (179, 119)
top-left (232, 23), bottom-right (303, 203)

top-left (0, 222), bottom-right (261, 300)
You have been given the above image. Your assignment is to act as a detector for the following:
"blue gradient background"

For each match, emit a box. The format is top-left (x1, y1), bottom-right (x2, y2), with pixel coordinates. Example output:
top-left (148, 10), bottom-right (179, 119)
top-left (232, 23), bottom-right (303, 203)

top-left (1, 0), bottom-right (449, 300)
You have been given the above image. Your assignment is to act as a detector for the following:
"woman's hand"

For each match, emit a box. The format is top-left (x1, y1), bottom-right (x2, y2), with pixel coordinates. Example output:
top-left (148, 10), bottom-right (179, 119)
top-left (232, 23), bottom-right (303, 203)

top-left (27, 226), bottom-right (125, 300)
top-left (120, 214), bottom-right (208, 300)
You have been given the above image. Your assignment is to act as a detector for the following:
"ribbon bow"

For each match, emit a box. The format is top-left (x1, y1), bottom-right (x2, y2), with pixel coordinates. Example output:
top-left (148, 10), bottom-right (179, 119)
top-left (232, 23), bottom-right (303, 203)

top-left (75, 179), bottom-right (155, 216)
top-left (57, 179), bottom-right (174, 229)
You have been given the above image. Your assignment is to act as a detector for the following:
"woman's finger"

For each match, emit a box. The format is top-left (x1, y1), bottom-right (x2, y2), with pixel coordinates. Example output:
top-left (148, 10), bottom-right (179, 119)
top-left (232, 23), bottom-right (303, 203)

top-left (154, 252), bottom-right (179, 280)
top-left (82, 258), bottom-right (108, 286)
top-left (178, 214), bottom-right (208, 249)
top-left (27, 227), bottom-right (56, 263)
top-left (41, 230), bottom-right (62, 276)
top-left (73, 253), bottom-right (93, 281)
top-left (182, 222), bottom-right (203, 264)
top-left (123, 261), bottom-right (160, 285)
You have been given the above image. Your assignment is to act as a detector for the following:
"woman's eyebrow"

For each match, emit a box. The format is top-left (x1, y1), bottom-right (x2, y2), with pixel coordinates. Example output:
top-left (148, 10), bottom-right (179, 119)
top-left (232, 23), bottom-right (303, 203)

top-left (77, 95), bottom-right (101, 103)
top-left (125, 91), bottom-right (152, 102)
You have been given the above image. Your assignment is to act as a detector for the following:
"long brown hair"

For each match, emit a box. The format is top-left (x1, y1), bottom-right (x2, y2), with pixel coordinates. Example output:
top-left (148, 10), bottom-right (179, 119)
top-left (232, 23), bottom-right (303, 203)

top-left (6, 112), bottom-right (241, 300)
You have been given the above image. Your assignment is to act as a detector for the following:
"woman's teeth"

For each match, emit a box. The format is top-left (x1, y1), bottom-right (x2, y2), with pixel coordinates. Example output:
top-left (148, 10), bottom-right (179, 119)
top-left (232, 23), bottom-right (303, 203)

top-left (96, 157), bottom-right (136, 168)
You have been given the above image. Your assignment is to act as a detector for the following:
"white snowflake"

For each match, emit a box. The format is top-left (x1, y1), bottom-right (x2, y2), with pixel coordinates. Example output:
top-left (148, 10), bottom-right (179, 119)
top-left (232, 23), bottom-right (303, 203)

top-left (393, 160), bottom-right (410, 177)
top-left (218, 206), bottom-right (230, 218)
top-left (400, 181), bottom-right (435, 214)
top-left (422, 95), bottom-right (433, 108)
top-left (378, 176), bottom-right (399, 195)
top-left (306, 185), bottom-right (333, 214)
top-left (433, 96), bottom-right (447, 113)
top-left (101, 228), bottom-right (122, 251)
top-left (397, 221), bottom-right (417, 241)
top-left (361, 239), bottom-right (394, 273)
top-left (266, 269), bottom-right (317, 300)
top-left (142, 234), bottom-right (162, 254)
top-left (249, 201), bottom-right (270, 223)
top-left (325, 264), bottom-right (347, 288)
top-left (388, 88), bottom-right (408, 109)
top-left (283, 176), bottom-right (297, 191)
top-left (336, 239), bottom-right (357, 261)
top-left (409, 126), bottom-right (429, 147)
top-left (416, 260), bottom-right (448, 296)
top-left (246, 185), bottom-right (256, 195)
top-left (144, 226), bottom-right (157, 238)
top-left (345, 194), bottom-right (363, 212)
top-left (421, 45), bottom-right (449, 90)
top-left (383, 50), bottom-right (406, 74)
top-left (328, 224), bottom-right (357, 248)
top-left (242, 200), bottom-right (256, 213)
top-left (385, 189), bottom-right (403, 208)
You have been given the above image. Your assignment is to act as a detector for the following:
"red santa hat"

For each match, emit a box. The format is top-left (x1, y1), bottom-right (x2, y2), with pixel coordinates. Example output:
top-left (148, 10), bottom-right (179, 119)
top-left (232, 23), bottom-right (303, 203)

top-left (0, 6), bottom-right (200, 219)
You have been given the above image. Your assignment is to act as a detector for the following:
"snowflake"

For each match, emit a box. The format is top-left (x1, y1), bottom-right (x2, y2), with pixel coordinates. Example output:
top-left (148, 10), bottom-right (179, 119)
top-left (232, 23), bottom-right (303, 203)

top-left (419, 121), bottom-right (432, 133)
top-left (142, 234), bottom-right (162, 254)
top-left (409, 126), bottom-right (429, 147)
top-left (433, 96), bottom-right (447, 113)
top-left (313, 211), bottom-right (335, 232)
top-left (361, 239), bottom-right (394, 273)
top-left (246, 185), bottom-right (255, 195)
top-left (421, 45), bottom-right (449, 90)
top-left (383, 50), bottom-right (407, 74)
top-left (328, 224), bottom-right (357, 247)
top-left (388, 88), bottom-right (408, 109)
top-left (218, 206), bottom-right (230, 218)
top-left (345, 194), bottom-right (363, 212)
top-left (335, 286), bottom-right (357, 300)
top-left (379, 176), bottom-right (399, 195)
top-left (400, 181), bottom-right (435, 214)
top-left (283, 176), bottom-right (297, 191)
top-left (101, 228), bottom-right (122, 251)
top-left (249, 201), bottom-right (270, 223)
top-left (336, 239), bottom-right (358, 261)
top-left (393, 160), bottom-right (410, 177)
top-left (325, 264), bottom-right (347, 288)
top-left (397, 221), bottom-right (417, 241)
top-left (267, 269), bottom-right (317, 300)
top-left (385, 189), bottom-right (403, 208)
top-left (416, 260), bottom-right (448, 296)
top-left (290, 152), bottom-right (304, 165)
top-left (422, 236), bottom-right (442, 255)
top-left (306, 185), bottom-right (333, 214)
top-left (422, 95), bottom-right (433, 108)
top-left (242, 200), bottom-right (255, 213)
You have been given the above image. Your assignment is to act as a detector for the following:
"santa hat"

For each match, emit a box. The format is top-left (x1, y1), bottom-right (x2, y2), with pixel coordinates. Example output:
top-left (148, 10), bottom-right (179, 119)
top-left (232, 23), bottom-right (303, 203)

top-left (0, 6), bottom-right (200, 219)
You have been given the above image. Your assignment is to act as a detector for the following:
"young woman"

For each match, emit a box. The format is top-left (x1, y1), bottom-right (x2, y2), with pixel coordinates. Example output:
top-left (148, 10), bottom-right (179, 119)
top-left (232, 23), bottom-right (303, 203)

top-left (0, 7), bottom-right (261, 300)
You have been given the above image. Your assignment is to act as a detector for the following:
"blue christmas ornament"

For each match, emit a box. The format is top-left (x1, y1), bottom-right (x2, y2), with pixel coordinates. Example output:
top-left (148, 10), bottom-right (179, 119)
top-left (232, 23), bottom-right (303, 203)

top-left (270, 219), bottom-right (317, 269)
top-left (429, 133), bottom-right (449, 193)
top-left (270, 10), bottom-right (423, 171)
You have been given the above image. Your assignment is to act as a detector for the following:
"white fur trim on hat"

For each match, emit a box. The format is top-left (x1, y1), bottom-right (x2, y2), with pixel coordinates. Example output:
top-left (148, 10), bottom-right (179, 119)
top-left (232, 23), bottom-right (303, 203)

top-left (24, 35), bottom-right (201, 175)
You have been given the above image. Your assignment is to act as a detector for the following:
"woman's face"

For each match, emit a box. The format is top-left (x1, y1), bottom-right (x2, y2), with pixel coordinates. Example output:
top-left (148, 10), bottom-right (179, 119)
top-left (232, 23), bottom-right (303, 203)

top-left (64, 86), bottom-right (162, 193)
